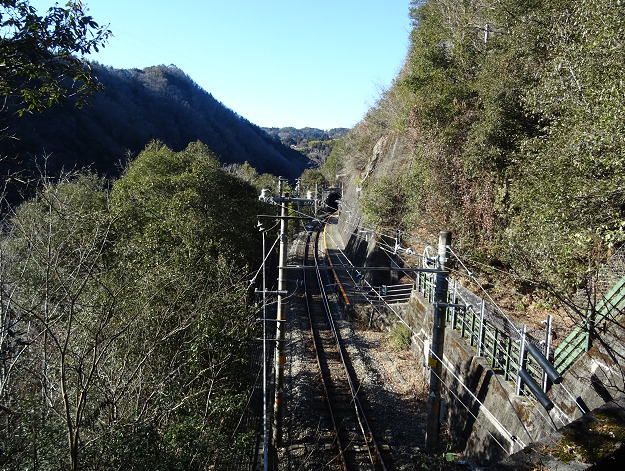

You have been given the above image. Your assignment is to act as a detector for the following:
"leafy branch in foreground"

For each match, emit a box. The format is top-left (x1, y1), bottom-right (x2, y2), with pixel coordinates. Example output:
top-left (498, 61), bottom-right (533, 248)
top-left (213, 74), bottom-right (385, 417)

top-left (0, 0), bottom-right (111, 114)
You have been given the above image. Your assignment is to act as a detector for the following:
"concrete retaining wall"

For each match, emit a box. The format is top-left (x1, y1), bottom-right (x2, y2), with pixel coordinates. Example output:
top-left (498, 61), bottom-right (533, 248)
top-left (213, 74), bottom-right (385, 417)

top-left (400, 292), bottom-right (556, 464)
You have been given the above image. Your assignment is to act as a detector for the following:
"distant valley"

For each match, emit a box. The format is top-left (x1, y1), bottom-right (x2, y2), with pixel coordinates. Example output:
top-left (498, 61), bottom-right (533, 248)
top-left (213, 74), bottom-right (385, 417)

top-left (262, 126), bottom-right (349, 167)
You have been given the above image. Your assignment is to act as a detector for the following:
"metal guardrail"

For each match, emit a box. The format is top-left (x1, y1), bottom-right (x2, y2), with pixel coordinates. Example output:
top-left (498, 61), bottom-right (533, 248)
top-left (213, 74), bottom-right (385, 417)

top-left (412, 249), bottom-right (625, 398)
top-left (415, 272), bottom-right (554, 398)
top-left (368, 283), bottom-right (413, 304)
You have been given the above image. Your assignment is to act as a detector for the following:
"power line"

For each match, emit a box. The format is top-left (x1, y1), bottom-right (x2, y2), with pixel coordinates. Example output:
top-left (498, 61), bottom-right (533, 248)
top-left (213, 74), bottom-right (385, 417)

top-left (324, 220), bottom-right (532, 451)
top-left (284, 194), bottom-right (564, 451)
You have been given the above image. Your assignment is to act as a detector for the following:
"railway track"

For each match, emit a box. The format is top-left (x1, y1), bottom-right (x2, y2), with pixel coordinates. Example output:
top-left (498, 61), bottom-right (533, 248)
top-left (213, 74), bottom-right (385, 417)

top-left (302, 221), bottom-right (388, 471)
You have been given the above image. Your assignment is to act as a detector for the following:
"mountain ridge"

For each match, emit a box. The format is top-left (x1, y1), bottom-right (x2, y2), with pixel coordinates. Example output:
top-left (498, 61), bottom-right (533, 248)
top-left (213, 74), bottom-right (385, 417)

top-left (0, 64), bottom-right (314, 184)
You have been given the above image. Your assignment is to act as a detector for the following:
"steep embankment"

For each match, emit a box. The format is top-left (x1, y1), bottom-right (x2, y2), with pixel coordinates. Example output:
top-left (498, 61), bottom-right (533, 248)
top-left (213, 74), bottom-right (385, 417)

top-left (328, 0), bottom-right (625, 326)
top-left (332, 147), bottom-right (625, 468)
top-left (326, 0), bottom-right (625, 467)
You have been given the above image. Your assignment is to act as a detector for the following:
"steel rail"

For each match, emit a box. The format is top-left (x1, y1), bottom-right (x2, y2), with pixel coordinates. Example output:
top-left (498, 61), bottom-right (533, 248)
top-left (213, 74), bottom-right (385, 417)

top-left (303, 227), bottom-right (347, 469)
top-left (303, 222), bottom-right (388, 471)
top-left (317, 228), bottom-right (389, 471)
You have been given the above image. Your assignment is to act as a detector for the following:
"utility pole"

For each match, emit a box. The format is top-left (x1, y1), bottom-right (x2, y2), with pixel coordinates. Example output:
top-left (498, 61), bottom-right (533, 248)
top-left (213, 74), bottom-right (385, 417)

top-left (426, 231), bottom-right (452, 453)
top-left (257, 183), bottom-right (321, 452)
top-left (272, 178), bottom-right (289, 449)
top-left (260, 225), bottom-right (269, 471)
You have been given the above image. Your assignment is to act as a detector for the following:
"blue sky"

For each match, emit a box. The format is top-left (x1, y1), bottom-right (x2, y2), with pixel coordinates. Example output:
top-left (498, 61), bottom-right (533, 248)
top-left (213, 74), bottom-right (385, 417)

top-left (32, 1), bottom-right (413, 129)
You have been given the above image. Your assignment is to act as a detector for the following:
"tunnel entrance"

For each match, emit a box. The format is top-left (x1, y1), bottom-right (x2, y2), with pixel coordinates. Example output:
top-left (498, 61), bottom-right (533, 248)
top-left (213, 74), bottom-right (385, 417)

top-left (324, 189), bottom-right (341, 211)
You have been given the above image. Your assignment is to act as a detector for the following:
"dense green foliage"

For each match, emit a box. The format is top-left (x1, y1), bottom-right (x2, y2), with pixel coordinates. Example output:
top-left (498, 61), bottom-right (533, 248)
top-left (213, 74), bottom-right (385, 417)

top-left (331, 0), bottom-right (625, 292)
top-left (0, 3), bottom-right (319, 468)
top-left (299, 168), bottom-right (328, 196)
top-left (223, 160), bottom-right (280, 195)
top-left (0, 143), bottom-right (265, 470)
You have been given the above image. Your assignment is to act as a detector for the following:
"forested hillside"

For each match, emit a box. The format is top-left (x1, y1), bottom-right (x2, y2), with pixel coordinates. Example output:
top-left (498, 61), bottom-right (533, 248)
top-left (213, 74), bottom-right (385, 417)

top-left (327, 0), bottom-right (624, 305)
top-left (263, 127), bottom-right (349, 146)
top-left (0, 63), bottom-right (310, 184)
top-left (0, 4), bottom-right (287, 468)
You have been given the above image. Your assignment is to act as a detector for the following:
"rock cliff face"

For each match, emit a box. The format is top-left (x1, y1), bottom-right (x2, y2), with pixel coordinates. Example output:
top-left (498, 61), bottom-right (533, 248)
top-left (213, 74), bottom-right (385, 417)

top-left (336, 127), bottom-right (417, 223)
top-left (361, 132), bottom-right (414, 186)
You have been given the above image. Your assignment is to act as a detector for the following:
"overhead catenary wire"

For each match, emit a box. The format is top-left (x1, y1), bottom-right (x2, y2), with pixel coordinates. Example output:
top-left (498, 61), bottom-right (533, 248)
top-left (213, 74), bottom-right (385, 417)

top-left (267, 192), bottom-right (624, 461)
top-left (314, 203), bottom-right (532, 342)
top-left (287, 195), bottom-right (564, 445)
top-left (286, 198), bottom-right (431, 257)
top-left (322, 226), bottom-right (529, 451)
top-left (305, 223), bottom-right (387, 469)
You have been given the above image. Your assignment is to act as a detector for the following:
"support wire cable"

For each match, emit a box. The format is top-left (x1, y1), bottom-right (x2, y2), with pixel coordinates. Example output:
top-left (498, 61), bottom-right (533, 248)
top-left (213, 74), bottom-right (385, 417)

top-left (449, 249), bottom-right (544, 289)
top-left (250, 234), bottom-right (280, 286)
top-left (446, 246), bottom-right (576, 426)
top-left (447, 287), bottom-right (552, 434)
top-left (323, 225), bottom-right (531, 449)
top-left (321, 202), bottom-right (625, 427)
top-left (335, 200), bottom-right (433, 250)
top-left (428, 365), bottom-right (517, 455)
top-left (424, 269), bottom-right (538, 441)
top-left (452, 300), bottom-right (563, 431)
top-left (447, 246), bottom-right (524, 339)
top-left (328, 227), bottom-right (533, 448)
top-left (427, 345), bottom-right (530, 449)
